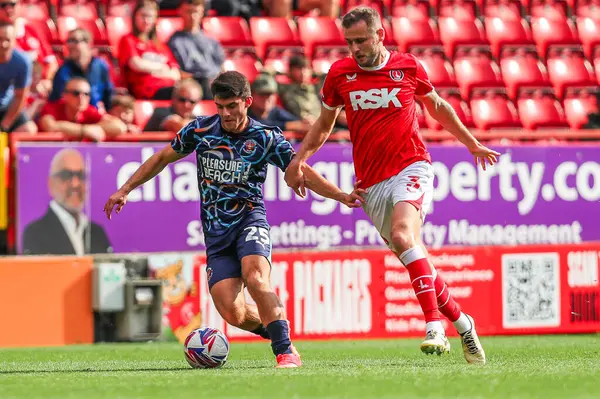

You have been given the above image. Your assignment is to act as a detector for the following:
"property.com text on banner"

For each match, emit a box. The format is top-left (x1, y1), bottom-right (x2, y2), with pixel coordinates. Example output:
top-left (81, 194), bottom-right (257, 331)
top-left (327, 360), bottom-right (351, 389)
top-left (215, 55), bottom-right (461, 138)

top-left (16, 143), bottom-right (599, 254)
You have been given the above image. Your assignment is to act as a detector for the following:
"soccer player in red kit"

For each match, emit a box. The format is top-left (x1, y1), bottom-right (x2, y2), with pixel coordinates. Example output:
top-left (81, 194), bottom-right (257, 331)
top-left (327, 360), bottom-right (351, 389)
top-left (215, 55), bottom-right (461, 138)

top-left (285, 7), bottom-right (499, 364)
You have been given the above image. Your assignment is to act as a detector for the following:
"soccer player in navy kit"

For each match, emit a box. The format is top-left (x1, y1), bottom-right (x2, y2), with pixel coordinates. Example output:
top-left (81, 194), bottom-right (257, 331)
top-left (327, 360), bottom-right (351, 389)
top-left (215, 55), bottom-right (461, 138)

top-left (104, 71), bottom-right (364, 368)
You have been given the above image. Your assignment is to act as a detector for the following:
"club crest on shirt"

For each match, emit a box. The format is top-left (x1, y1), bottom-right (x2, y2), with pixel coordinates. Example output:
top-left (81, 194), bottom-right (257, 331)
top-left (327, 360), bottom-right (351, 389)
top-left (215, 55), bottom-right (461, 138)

top-left (346, 73), bottom-right (357, 81)
top-left (389, 70), bottom-right (404, 82)
top-left (242, 139), bottom-right (257, 153)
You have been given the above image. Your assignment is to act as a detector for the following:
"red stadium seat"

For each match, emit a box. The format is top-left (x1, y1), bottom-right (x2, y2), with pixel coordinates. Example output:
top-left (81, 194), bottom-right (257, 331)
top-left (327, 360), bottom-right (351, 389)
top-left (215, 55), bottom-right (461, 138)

top-left (438, 0), bottom-right (477, 19)
top-left (471, 94), bottom-right (521, 129)
top-left (381, 18), bottom-right (396, 47)
top-left (530, 0), bottom-right (568, 19)
top-left (250, 17), bottom-right (301, 61)
top-left (453, 54), bottom-right (505, 99)
top-left (564, 92), bottom-right (599, 128)
top-left (424, 93), bottom-right (473, 129)
top-left (195, 100), bottom-right (218, 116)
top-left (575, 0), bottom-right (600, 18)
top-left (344, 0), bottom-right (385, 15)
top-left (531, 16), bottom-right (579, 57)
top-left (391, 1), bottom-right (430, 19)
top-left (546, 50), bottom-right (597, 98)
top-left (17, 0), bottom-right (50, 20)
top-left (134, 100), bottom-right (170, 129)
top-left (156, 17), bottom-right (183, 44)
top-left (500, 50), bottom-right (550, 99)
top-left (482, 0), bottom-right (522, 20)
top-left (312, 56), bottom-right (335, 75)
top-left (577, 17), bottom-right (600, 60)
top-left (438, 17), bottom-right (488, 58)
top-left (391, 17), bottom-right (442, 53)
top-left (223, 55), bottom-right (262, 82)
top-left (202, 17), bottom-right (253, 47)
top-left (59, 1), bottom-right (98, 19)
top-left (24, 18), bottom-right (59, 44)
top-left (415, 51), bottom-right (457, 88)
top-left (517, 94), bottom-right (569, 129)
top-left (57, 17), bottom-right (107, 44)
top-left (106, 0), bottom-right (137, 17)
top-left (105, 16), bottom-right (132, 58)
top-left (297, 17), bottom-right (345, 58)
top-left (484, 17), bottom-right (534, 59)
top-left (264, 56), bottom-right (290, 75)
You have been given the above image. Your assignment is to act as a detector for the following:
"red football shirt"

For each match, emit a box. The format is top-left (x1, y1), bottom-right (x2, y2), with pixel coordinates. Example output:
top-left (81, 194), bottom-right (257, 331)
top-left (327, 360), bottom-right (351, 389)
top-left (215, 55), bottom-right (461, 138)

top-left (118, 34), bottom-right (178, 99)
top-left (40, 100), bottom-right (103, 125)
top-left (321, 51), bottom-right (433, 189)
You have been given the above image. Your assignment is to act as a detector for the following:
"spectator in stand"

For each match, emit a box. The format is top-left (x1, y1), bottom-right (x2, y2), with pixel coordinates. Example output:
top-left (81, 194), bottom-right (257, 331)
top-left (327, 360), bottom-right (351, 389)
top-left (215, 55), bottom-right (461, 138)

top-left (108, 94), bottom-right (141, 134)
top-left (49, 28), bottom-right (114, 113)
top-left (0, 21), bottom-right (37, 133)
top-left (584, 91), bottom-right (600, 130)
top-left (262, 0), bottom-right (340, 17)
top-left (279, 55), bottom-right (347, 127)
top-left (25, 61), bottom-right (47, 121)
top-left (168, 0), bottom-right (224, 100)
top-left (38, 77), bottom-right (126, 141)
top-left (0, 0), bottom-right (58, 98)
top-left (247, 73), bottom-right (311, 135)
top-left (209, 0), bottom-right (261, 19)
top-left (144, 78), bottom-right (203, 132)
top-left (118, 0), bottom-right (182, 100)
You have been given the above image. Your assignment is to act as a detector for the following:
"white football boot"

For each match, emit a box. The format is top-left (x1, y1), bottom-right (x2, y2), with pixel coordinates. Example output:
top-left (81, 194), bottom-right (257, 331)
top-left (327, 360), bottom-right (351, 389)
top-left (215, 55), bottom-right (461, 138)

top-left (460, 314), bottom-right (486, 365)
top-left (420, 330), bottom-right (451, 356)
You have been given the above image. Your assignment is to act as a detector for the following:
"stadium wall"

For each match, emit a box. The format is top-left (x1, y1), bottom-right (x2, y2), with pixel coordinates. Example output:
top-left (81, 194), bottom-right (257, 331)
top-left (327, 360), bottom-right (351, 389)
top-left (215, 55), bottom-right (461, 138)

top-left (0, 256), bottom-right (94, 347)
top-left (1, 243), bottom-right (598, 347)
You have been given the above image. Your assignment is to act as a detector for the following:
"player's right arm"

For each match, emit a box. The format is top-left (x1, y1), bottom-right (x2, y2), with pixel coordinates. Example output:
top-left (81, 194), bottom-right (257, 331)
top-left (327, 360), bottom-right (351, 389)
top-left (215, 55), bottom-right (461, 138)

top-left (104, 119), bottom-right (201, 219)
top-left (285, 69), bottom-right (343, 195)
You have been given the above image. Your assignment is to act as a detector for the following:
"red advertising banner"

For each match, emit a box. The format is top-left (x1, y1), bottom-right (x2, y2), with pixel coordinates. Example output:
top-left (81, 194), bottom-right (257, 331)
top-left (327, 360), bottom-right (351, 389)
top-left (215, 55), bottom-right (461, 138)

top-left (150, 242), bottom-right (600, 343)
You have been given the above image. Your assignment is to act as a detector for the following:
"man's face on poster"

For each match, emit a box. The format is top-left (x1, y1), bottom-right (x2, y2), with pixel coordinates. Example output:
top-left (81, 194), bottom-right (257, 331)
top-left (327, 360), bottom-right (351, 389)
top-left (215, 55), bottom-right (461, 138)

top-left (49, 150), bottom-right (86, 214)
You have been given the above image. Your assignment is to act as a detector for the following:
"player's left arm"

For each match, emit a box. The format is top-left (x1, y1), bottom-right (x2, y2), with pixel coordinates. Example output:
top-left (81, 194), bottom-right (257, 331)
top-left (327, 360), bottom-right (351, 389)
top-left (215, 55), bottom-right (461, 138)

top-left (417, 90), bottom-right (500, 170)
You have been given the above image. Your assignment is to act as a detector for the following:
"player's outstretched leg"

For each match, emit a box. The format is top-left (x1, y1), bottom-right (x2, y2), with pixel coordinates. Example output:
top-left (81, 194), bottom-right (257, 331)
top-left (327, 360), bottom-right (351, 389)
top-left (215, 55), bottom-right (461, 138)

top-left (433, 273), bottom-right (486, 364)
top-left (391, 203), bottom-right (450, 356)
top-left (242, 255), bottom-right (302, 368)
top-left (210, 278), bottom-right (271, 339)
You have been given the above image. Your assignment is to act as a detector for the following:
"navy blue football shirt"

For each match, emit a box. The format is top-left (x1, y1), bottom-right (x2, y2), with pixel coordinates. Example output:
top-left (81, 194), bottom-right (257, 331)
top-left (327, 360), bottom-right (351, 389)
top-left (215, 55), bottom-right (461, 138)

top-left (170, 115), bottom-right (295, 236)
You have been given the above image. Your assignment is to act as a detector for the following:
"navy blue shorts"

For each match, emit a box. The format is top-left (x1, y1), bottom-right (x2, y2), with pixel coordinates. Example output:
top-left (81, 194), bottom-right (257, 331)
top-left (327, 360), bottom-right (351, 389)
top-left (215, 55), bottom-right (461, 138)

top-left (204, 215), bottom-right (272, 290)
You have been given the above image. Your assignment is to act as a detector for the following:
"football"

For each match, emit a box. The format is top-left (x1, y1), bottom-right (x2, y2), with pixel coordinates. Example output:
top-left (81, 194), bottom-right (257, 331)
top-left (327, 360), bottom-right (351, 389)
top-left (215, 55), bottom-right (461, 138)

top-left (183, 327), bottom-right (230, 369)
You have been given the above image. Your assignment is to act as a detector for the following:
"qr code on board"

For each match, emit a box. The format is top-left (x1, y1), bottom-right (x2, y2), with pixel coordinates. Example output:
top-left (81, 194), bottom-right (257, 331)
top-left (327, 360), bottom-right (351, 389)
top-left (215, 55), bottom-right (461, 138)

top-left (502, 253), bottom-right (561, 329)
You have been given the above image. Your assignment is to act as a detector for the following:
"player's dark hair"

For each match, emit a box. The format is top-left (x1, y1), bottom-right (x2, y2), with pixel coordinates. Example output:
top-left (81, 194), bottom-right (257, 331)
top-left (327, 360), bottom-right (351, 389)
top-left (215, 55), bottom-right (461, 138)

top-left (341, 6), bottom-right (381, 32)
top-left (210, 71), bottom-right (252, 100)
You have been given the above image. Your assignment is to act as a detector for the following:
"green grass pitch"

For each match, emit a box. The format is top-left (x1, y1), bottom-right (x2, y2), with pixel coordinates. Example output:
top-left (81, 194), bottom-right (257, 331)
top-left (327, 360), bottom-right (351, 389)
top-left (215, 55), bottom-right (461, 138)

top-left (1, 335), bottom-right (599, 399)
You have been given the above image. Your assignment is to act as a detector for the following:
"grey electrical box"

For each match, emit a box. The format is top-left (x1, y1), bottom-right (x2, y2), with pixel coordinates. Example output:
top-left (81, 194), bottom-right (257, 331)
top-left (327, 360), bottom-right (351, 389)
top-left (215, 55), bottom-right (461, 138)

top-left (92, 262), bottom-right (127, 312)
top-left (115, 279), bottom-right (163, 342)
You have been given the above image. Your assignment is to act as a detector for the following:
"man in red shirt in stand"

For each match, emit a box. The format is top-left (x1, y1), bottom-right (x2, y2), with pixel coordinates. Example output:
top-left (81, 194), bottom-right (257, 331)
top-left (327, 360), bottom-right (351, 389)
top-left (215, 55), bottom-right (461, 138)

top-left (285, 7), bottom-right (500, 364)
top-left (39, 77), bottom-right (126, 141)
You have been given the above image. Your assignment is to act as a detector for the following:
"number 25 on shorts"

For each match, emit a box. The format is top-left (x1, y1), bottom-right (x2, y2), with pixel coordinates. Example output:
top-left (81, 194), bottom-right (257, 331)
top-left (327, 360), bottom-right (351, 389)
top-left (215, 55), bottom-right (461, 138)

top-left (244, 226), bottom-right (270, 248)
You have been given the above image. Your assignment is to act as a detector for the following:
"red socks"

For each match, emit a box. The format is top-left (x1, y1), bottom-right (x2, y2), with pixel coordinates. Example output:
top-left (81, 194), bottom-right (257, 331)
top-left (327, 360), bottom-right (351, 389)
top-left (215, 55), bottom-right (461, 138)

top-left (434, 274), bottom-right (462, 322)
top-left (399, 247), bottom-right (440, 323)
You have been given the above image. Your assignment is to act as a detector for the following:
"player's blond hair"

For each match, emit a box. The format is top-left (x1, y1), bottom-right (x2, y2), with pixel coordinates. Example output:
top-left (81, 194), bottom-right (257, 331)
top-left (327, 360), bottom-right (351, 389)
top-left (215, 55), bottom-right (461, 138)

top-left (341, 6), bottom-right (382, 33)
